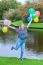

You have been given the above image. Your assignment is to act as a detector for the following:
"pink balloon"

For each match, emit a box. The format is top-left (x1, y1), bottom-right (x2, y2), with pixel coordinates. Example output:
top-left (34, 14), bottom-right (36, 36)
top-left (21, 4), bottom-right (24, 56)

top-left (35, 11), bottom-right (40, 17)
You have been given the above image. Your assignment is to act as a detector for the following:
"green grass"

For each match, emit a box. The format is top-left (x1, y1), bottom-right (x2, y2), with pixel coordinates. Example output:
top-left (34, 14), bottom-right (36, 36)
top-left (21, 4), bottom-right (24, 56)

top-left (13, 20), bottom-right (43, 32)
top-left (13, 20), bottom-right (22, 26)
top-left (30, 23), bottom-right (43, 28)
top-left (0, 20), bottom-right (43, 28)
top-left (13, 20), bottom-right (43, 28)
top-left (0, 57), bottom-right (43, 65)
top-left (0, 20), bottom-right (43, 32)
top-left (0, 20), bottom-right (3, 23)
top-left (29, 29), bottom-right (43, 32)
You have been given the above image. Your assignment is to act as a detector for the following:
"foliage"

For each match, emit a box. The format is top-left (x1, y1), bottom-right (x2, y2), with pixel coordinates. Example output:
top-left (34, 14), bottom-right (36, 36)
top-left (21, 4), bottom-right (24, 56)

top-left (0, 0), bottom-right (43, 21)
top-left (0, 0), bottom-right (17, 19)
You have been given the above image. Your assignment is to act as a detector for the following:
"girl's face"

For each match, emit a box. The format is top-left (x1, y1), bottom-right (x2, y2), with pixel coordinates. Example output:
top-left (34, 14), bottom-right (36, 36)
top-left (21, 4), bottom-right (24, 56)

top-left (19, 24), bottom-right (25, 30)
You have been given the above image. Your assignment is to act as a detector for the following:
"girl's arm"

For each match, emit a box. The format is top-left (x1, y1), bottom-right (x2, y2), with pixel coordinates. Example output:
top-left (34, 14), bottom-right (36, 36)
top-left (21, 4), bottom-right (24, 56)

top-left (27, 19), bottom-right (32, 28)
top-left (8, 25), bottom-right (19, 33)
top-left (8, 25), bottom-right (16, 30)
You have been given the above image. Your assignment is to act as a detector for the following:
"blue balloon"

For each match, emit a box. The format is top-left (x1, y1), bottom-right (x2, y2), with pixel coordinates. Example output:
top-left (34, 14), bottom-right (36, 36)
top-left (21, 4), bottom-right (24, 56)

top-left (27, 16), bottom-right (32, 23)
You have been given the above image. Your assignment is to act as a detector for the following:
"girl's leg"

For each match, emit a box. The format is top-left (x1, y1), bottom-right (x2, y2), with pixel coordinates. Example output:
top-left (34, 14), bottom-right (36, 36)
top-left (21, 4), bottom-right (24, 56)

top-left (20, 41), bottom-right (26, 59)
top-left (20, 45), bottom-right (23, 59)
top-left (11, 38), bottom-right (23, 50)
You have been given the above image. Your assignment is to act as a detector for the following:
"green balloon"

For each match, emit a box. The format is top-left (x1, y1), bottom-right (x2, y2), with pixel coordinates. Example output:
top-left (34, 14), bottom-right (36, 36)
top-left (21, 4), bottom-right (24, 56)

top-left (30, 14), bottom-right (36, 19)
top-left (28, 8), bottom-right (35, 14)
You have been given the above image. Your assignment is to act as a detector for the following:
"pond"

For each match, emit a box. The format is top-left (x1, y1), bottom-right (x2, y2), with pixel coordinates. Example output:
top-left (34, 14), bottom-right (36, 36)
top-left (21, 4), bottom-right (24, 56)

top-left (0, 29), bottom-right (43, 59)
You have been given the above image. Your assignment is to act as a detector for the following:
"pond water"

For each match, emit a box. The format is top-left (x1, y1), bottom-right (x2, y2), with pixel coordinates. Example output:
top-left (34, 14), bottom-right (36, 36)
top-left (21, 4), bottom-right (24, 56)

top-left (0, 29), bottom-right (43, 59)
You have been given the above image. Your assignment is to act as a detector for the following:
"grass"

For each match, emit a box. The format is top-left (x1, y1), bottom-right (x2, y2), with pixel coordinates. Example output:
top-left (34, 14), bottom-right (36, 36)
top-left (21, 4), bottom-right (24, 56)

top-left (0, 20), bottom-right (43, 32)
top-left (0, 20), bottom-right (43, 28)
top-left (13, 20), bottom-right (43, 32)
top-left (0, 57), bottom-right (43, 65)
top-left (13, 20), bottom-right (43, 28)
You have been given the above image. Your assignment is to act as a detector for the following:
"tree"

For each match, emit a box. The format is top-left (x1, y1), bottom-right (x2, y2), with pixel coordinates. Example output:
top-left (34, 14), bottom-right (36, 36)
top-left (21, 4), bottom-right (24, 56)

top-left (0, 0), bottom-right (17, 19)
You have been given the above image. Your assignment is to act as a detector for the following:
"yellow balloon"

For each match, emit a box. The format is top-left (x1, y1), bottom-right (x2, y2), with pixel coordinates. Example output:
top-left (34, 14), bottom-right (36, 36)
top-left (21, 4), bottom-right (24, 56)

top-left (34, 17), bottom-right (39, 22)
top-left (2, 26), bottom-right (8, 33)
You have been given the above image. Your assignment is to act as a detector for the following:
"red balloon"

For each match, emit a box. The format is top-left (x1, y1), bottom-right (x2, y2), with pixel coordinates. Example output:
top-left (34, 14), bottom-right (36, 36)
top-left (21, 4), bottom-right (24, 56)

top-left (35, 11), bottom-right (40, 17)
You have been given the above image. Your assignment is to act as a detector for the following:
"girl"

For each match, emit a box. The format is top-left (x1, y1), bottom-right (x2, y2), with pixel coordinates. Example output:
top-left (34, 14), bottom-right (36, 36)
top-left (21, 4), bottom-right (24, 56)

top-left (9, 19), bottom-right (32, 59)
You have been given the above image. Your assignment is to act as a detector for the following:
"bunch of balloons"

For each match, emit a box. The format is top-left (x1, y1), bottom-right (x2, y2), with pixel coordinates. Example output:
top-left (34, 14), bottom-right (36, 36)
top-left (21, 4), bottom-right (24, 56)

top-left (2, 19), bottom-right (11, 33)
top-left (27, 8), bottom-right (40, 23)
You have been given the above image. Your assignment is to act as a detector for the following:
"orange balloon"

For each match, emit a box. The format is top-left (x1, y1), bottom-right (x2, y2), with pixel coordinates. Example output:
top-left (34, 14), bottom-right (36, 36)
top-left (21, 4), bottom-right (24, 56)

top-left (35, 11), bottom-right (40, 17)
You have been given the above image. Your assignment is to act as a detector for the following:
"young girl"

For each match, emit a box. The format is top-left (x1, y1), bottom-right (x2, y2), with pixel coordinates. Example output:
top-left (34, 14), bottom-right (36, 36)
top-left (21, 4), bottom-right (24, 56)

top-left (9, 19), bottom-right (32, 59)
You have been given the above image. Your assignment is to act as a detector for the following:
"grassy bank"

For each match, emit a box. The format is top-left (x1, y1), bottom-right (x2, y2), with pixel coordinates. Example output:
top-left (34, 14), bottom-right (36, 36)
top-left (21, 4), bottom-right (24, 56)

top-left (13, 20), bottom-right (43, 28)
top-left (0, 57), bottom-right (43, 65)
top-left (0, 20), bottom-right (43, 28)
top-left (13, 20), bottom-right (43, 32)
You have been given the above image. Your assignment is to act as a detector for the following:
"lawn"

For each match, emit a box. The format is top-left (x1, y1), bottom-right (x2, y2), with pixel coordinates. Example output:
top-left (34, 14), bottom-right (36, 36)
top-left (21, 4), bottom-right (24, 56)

top-left (0, 20), bottom-right (43, 32)
top-left (0, 57), bottom-right (43, 65)
top-left (0, 20), bottom-right (43, 28)
top-left (13, 20), bottom-right (43, 28)
top-left (13, 20), bottom-right (43, 32)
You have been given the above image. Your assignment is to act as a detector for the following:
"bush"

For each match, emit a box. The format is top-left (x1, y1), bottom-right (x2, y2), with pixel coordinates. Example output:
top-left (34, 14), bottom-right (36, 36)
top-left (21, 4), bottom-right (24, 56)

top-left (0, 0), bottom-right (17, 20)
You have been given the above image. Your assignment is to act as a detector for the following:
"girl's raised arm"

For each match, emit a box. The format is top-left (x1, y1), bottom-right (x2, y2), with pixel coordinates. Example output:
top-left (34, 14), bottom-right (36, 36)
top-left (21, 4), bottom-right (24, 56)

top-left (27, 19), bottom-right (32, 28)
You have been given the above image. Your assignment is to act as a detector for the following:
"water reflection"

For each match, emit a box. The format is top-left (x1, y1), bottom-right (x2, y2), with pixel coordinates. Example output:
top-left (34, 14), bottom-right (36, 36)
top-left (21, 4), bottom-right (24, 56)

top-left (26, 31), bottom-right (43, 52)
top-left (0, 29), bottom-right (18, 44)
top-left (0, 29), bottom-right (43, 59)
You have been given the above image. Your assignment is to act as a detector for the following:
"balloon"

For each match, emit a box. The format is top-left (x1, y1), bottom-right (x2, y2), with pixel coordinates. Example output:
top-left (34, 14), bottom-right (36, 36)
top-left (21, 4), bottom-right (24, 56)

top-left (2, 26), bottom-right (8, 33)
top-left (27, 16), bottom-right (32, 23)
top-left (33, 17), bottom-right (39, 23)
top-left (28, 8), bottom-right (35, 14)
top-left (30, 14), bottom-right (36, 19)
top-left (3, 19), bottom-right (11, 26)
top-left (35, 11), bottom-right (40, 17)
